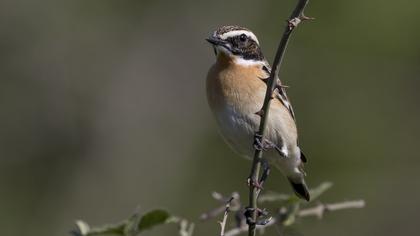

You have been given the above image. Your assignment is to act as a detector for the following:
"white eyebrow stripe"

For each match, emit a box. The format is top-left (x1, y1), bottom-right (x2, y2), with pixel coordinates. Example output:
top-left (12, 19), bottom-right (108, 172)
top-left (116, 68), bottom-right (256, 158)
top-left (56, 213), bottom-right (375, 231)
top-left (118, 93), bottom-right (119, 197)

top-left (219, 30), bottom-right (259, 45)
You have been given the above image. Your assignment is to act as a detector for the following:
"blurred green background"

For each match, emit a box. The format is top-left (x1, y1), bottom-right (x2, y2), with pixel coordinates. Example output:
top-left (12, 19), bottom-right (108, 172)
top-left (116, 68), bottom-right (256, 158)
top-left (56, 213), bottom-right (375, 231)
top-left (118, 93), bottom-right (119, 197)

top-left (1, 0), bottom-right (419, 235)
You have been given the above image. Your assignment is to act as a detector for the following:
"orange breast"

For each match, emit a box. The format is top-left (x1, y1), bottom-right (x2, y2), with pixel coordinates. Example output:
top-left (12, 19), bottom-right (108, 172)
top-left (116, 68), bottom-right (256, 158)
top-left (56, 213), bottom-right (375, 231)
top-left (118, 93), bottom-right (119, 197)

top-left (206, 52), bottom-right (298, 149)
top-left (206, 54), bottom-right (267, 115)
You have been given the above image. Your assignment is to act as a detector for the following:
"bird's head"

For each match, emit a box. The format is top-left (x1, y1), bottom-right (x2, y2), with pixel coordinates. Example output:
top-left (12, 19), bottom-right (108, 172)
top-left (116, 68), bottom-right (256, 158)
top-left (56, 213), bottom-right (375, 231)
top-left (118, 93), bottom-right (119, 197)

top-left (206, 25), bottom-right (265, 64)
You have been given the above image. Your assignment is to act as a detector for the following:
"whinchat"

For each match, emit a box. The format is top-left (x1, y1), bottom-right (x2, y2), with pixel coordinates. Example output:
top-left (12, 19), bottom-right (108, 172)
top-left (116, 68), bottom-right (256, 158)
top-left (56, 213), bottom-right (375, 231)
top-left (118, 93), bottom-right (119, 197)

top-left (206, 25), bottom-right (310, 201)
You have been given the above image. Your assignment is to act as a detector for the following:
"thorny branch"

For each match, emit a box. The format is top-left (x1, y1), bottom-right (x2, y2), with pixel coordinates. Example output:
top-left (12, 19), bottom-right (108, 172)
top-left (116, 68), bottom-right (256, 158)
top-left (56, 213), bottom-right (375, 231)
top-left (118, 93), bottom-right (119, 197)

top-left (201, 187), bottom-right (364, 236)
top-left (247, 0), bottom-right (312, 235)
top-left (72, 187), bottom-right (364, 236)
top-left (224, 200), bottom-right (365, 236)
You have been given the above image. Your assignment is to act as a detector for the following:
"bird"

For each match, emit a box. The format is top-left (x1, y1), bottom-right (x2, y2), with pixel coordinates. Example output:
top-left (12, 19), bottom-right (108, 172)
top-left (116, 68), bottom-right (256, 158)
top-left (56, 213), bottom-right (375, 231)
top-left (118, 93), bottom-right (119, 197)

top-left (205, 25), bottom-right (310, 201)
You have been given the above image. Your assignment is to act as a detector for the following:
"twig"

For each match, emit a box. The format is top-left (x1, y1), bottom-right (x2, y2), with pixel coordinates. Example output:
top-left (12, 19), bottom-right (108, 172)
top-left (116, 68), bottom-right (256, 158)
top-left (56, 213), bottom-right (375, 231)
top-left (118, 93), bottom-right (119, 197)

top-left (298, 200), bottom-right (366, 219)
top-left (225, 200), bottom-right (364, 236)
top-left (247, 0), bottom-right (311, 235)
top-left (225, 219), bottom-right (278, 236)
top-left (219, 197), bottom-right (235, 236)
top-left (200, 192), bottom-right (240, 221)
top-left (178, 219), bottom-right (195, 236)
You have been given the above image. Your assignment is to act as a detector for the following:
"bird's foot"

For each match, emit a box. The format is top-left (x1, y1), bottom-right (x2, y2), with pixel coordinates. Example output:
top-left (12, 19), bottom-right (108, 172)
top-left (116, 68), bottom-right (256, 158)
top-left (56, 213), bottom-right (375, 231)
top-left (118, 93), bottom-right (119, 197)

top-left (253, 134), bottom-right (270, 151)
top-left (253, 134), bottom-right (287, 157)
top-left (244, 207), bottom-right (272, 225)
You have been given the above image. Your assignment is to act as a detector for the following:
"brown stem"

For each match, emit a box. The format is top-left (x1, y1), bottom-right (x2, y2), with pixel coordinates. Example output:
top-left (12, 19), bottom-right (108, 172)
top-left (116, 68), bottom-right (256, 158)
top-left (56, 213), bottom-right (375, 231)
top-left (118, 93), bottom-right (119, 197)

top-left (247, 1), bottom-right (311, 235)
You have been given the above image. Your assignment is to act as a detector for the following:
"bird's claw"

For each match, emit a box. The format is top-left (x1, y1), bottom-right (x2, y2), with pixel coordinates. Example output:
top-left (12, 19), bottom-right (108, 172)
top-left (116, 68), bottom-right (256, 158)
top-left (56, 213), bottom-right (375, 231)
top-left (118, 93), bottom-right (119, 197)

top-left (253, 134), bottom-right (287, 158)
top-left (257, 217), bottom-right (272, 225)
top-left (253, 134), bottom-right (276, 151)
top-left (244, 207), bottom-right (272, 225)
top-left (253, 134), bottom-right (265, 151)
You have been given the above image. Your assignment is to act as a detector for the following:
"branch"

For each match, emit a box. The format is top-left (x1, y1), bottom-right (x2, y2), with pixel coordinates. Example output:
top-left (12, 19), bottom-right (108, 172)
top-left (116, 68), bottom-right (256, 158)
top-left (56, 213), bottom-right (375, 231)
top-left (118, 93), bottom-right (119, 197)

top-left (200, 192), bottom-right (240, 221)
top-left (225, 200), bottom-right (365, 236)
top-left (298, 200), bottom-right (366, 219)
top-left (219, 196), bottom-right (235, 236)
top-left (225, 220), bottom-right (276, 236)
top-left (247, 0), bottom-right (311, 235)
top-left (178, 219), bottom-right (195, 236)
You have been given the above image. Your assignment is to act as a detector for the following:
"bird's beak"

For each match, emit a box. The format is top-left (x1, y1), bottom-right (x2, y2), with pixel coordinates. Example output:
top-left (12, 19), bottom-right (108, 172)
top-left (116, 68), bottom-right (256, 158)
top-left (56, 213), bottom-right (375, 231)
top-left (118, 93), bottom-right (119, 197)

top-left (206, 36), bottom-right (225, 46)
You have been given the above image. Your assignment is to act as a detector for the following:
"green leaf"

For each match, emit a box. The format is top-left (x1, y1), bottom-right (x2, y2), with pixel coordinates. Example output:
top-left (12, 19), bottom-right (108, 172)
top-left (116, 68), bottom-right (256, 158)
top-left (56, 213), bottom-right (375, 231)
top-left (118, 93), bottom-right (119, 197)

top-left (72, 209), bottom-right (171, 236)
top-left (123, 212), bottom-right (143, 236)
top-left (138, 209), bottom-right (171, 232)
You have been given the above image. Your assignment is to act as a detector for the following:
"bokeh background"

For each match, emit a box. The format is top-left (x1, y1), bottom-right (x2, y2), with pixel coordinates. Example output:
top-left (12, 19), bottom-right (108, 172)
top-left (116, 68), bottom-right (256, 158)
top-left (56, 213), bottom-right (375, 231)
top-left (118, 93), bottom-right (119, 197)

top-left (1, 0), bottom-right (419, 235)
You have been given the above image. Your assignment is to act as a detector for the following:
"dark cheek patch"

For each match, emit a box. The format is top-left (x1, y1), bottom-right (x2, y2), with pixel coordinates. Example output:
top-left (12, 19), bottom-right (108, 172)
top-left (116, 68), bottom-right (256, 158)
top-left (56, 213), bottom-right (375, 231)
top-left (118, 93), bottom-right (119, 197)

top-left (239, 42), bottom-right (264, 61)
top-left (225, 35), bottom-right (265, 61)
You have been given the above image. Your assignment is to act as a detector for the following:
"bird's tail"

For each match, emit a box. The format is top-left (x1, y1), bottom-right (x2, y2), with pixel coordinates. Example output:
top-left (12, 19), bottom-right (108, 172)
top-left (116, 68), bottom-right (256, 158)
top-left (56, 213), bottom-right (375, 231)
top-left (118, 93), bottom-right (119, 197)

top-left (288, 178), bottom-right (310, 201)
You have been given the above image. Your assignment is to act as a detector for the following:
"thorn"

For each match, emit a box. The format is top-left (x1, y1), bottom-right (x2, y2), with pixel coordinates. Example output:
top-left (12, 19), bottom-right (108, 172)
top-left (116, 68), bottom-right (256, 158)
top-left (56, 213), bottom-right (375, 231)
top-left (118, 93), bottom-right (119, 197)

top-left (279, 84), bottom-right (289, 88)
top-left (271, 93), bottom-right (277, 99)
top-left (255, 110), bottom-right (264, 117)
top-left (300, 14), bottom-right (315, 21)
top-left (287, 17), bottom-right (301, 30)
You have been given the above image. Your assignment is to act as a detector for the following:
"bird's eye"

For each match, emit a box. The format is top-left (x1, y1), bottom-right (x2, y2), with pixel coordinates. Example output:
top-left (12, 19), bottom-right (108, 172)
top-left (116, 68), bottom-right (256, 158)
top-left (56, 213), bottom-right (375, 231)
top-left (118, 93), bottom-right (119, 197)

top-left (239, 34), bottom-right (247, 42)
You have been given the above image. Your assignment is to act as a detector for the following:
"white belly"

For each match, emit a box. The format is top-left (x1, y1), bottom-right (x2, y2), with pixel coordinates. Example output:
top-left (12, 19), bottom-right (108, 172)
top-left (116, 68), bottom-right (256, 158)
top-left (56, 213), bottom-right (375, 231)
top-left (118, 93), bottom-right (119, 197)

top-left (215, 105), bottom-right (258, 159)
top-left (213, 102), bottom-right (302, 177)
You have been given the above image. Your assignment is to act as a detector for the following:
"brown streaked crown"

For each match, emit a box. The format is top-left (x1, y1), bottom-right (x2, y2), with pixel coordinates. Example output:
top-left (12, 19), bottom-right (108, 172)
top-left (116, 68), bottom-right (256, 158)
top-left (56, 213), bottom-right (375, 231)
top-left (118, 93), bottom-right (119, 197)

top-left (213, 25), bottom-right (250, 36)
